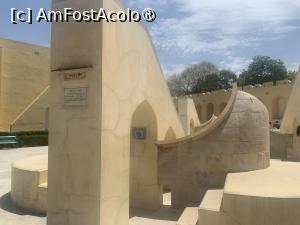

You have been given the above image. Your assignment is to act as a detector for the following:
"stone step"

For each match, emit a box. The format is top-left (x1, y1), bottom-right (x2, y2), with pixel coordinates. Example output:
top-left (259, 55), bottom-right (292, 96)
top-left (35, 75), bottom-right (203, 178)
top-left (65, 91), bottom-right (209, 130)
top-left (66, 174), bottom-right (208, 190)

top-left (177, 207), bottom-right (198, 225)
top-left (199, 189), bottom-right (223, 212)
top-left (198, 190), bottom-right (225, 225)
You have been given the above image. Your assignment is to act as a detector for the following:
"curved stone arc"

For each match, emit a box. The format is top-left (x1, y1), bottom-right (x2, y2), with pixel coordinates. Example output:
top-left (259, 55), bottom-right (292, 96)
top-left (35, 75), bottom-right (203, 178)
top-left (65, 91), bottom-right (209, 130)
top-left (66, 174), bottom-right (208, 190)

top-left (156, 84), bottom-right (238, 147)
top-left (195, 115), bottom-right (218, 130)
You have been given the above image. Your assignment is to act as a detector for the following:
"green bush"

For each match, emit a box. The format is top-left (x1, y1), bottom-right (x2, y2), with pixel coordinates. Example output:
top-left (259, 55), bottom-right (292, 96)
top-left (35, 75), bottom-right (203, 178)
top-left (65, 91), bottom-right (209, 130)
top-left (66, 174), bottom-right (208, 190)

top-left (17, 134), bottom-right (48, 147)
top-left (0, 131), bottom-right (48, 136)
top-left (0, 131), bottom-right (48, 148)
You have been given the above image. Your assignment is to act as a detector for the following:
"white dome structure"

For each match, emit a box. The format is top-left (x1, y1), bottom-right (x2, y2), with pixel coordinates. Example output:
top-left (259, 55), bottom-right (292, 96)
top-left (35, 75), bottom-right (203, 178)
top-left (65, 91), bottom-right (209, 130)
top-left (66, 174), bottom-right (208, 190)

top-left (157, 85), bottom-right (270, 207)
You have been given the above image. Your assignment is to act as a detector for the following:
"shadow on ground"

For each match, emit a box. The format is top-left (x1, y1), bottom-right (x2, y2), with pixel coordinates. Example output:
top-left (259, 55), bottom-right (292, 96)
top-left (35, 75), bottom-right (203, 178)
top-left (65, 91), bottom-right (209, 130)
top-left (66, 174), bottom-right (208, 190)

top-left (130, 205), bottom-right (183, 221)
top-left (0, 192), bottom-right (46, 217)
top-left (0, 192), bottom-right (182, 222)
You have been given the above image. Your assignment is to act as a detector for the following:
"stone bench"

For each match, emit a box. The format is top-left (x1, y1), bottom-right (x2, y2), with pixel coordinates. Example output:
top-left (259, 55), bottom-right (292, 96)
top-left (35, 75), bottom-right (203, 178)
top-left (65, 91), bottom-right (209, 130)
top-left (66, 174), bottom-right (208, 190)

top-left (11, 154), bottom-right (48, 214)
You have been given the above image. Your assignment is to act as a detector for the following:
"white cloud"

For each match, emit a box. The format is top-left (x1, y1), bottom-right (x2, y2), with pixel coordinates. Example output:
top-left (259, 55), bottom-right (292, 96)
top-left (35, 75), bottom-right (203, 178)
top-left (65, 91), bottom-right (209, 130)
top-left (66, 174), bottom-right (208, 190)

top-left (219, 56), bottom-right (252, 75)
top-left (124, 0), bottom-right (300, 76)
top-left (127, 0), bottom-right (300, 55)
top-left (177, 0), bottom-right (300, 35)
top-left (162, 63), bottom-right (187, 77)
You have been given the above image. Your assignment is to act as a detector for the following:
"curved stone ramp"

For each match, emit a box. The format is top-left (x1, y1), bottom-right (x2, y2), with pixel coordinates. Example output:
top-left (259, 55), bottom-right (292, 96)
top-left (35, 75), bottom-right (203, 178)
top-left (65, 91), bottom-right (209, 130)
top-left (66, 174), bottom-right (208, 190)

top-left (11, 154), bottom-right (48, 214)
top-left (199, 161), bottom-right (300, 225)
top-left (157, 86), bottom-right (270, 207)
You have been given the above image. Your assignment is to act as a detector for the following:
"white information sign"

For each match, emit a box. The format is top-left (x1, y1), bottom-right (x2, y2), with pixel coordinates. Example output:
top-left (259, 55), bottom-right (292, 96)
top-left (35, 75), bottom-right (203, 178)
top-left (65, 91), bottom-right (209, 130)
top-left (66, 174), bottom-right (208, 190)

top-left (64, 87), bottom-right (88, 107)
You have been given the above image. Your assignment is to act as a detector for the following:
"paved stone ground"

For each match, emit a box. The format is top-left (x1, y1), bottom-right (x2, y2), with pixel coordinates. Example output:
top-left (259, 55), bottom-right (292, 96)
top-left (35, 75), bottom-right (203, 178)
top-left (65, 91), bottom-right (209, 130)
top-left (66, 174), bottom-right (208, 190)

top-left (0, 147), bottom-right (182, 225)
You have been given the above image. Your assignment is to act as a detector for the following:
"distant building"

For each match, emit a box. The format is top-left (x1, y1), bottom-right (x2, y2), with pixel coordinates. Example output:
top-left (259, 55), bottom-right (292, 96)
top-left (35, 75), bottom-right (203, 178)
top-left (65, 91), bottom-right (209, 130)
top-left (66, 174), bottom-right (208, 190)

top-left (0, 38), bottom-right (50, 132)
top-left (189, 80), bottom-right (293, 126)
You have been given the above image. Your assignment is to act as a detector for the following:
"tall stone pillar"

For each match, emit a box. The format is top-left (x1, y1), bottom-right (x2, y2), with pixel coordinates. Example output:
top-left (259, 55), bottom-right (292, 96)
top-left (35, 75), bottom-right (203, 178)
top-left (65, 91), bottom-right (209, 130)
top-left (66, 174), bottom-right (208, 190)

top-left (48, 1), bottom-right (186, 225)
top-left (48, 1), bottom-right (128, 225)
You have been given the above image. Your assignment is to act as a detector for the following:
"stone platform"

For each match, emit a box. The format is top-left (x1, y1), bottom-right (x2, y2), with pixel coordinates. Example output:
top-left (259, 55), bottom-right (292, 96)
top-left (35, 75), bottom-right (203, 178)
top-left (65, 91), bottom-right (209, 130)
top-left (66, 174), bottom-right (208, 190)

top-left (0, 147), bottom-right (182, 225)
top-left (199, 160), bottom-right (300, 225)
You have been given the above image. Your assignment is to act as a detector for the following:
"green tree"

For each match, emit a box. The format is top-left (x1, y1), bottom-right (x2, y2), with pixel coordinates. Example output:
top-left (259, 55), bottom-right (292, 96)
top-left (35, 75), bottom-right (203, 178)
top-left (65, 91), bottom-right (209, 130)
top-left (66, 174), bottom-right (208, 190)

top-left (237, 70), bottom-right (247, 86)
top-left (219, 70), bottom-right (237, 89)
top-left (167, 74), bottom-right (186, 96)
top-left (198, 74), bottom-right (222, 92)
top-left (167, 62), bottom-right (219, 96)
top-left (241, 56), bottom-right (287, 85)
top-left (180, 62), bottom-right (219, 93)
top-left (192, 70), bottom-right (237, 93)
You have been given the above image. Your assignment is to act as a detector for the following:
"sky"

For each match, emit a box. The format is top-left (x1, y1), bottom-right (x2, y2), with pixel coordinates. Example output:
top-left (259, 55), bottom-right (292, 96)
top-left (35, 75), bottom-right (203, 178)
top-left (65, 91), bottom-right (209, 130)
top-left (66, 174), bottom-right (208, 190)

top-left (0, 0), bottom-right (300, 76)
